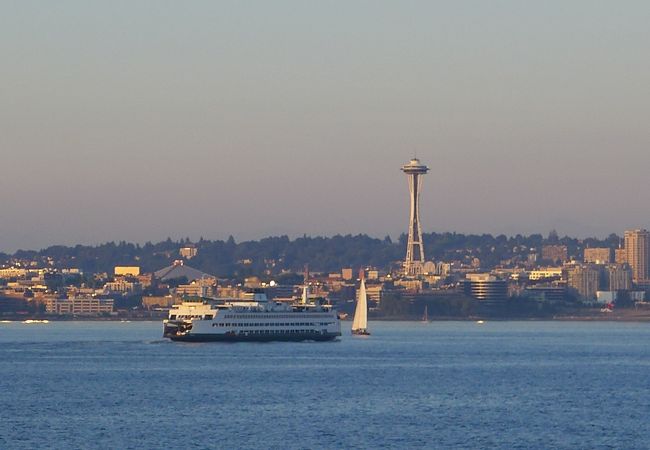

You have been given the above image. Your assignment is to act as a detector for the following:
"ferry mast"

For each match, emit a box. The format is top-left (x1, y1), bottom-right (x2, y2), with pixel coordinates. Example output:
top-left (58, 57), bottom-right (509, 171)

top-left (401, 158), bottom-right (429, 276)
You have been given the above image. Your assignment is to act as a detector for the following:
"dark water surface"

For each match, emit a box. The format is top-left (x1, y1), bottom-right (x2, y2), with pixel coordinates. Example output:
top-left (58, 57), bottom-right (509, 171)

top-left (2, 321), bottom-right (650, 449)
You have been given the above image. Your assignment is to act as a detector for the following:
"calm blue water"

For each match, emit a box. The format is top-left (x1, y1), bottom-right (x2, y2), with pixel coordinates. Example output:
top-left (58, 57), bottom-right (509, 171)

top-left (2, 321), bottom-right (650, 449)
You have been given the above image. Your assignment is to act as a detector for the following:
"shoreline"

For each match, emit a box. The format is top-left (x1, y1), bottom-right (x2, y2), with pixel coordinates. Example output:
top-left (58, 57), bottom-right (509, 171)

top-left (4, 311), bottom-right (650, 323)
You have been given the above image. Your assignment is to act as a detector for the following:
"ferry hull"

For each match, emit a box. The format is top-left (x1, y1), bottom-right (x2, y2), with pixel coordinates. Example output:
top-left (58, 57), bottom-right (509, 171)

top-left (351, 329), bottom-right (370, 336)
top-left (168, 332), bottom-right (340, 343)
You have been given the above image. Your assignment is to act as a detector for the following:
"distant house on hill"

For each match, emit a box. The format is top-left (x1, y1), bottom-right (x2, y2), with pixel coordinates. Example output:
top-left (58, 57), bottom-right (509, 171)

top-left (154, 260), bottom-right (214, 283)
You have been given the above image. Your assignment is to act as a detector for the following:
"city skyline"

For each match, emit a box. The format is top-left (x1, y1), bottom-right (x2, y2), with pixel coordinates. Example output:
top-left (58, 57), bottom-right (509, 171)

top-left (2, 1), bottom-right (650, 252)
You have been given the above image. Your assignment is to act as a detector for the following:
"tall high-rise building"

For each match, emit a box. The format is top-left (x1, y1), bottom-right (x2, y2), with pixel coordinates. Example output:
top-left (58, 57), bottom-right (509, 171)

top-left (567, 265), bottom-right (600, 300)
top-left (608, 264), bottom-right (633, 291)
top-left (401, 158), bottom-right (429, 276)
top-left (624, 229), bottom-right (650, 282)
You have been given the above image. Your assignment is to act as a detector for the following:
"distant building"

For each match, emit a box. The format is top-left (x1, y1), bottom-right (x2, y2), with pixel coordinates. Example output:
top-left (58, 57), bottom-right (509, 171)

top-left (524, 286), bottom-right (567, 303)
top-left (584, 248), bottom-right (611, 264)
top-left (142, 295), bottom-right (178, 309)
top-left (175, 281), bottom-right (214, 298)
top-left (357, 283), bottom-right (383, 304)
top-left (542, 245), bottom-right (568, 263)
top-left (615, 247), bottom-right (627, 264)
top-left (608, 265), bottom-right (633, 291)
top-left (46, 297), bottom-right (114, 315)
top-left (244, 277), bottom-right (261, 288)
top-left (394, 278), bottom-right (423, 292)
top-left (104, 279), bottom-right (142, 294)
top-left (528, 268), bottom-right (563, 281)
top-left (265, 284), bottom-right (295, 300)
top-left (367, 270), bottom-right (379, 280)
top-left (596, 291), bottom-right (617, 305)
top-left (0, 267), bottom-right (29, 279)
top-left (179, 245), bottom-right (198, 259)
top-left (624, 229), bottom-right (649, 282)
top-left (341, 268), bottom-right (353, 281)
top-left (114, 266), bottom-right (140, 276)
top-left (463, 274), bottom-right (508, 306)
top-left (154, 260), bottom-right (214, 283)
top-left (567, 265), bottom-right (600, 300)
top-left (136, 274), bottom-right (154, 288)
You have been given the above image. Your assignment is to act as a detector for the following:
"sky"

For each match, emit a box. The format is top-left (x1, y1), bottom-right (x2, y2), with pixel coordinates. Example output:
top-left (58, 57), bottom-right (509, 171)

top-left (1, 1), bottom-right (650, 252)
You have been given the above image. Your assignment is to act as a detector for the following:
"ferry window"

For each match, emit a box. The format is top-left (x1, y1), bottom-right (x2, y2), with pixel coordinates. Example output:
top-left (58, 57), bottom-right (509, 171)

top-left (205, 315), bottom-right (213, 320)
top-left (170, 315), bottom-right (176, 320)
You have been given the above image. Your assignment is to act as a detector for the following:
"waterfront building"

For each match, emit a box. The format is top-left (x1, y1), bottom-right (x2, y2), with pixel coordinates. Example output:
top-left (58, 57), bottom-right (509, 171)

top-left (624, 229), bottom-right (649, 282)
top-left (596, 291), bottom-right (617, 305)
top-left (45, 297), bottom-right (114, 315)
top-left (401, 158), bottom-right (429, 276)
top-left (567, 265), bottom-right (600, 300)
top-left (541, 245), bottom-right (568, 264)
top-left (584, 248), bottom-right (611, 264)
top-left (463, 273), bottom-right (508, 306)
top-left (524, 286), bottom-right (567, 303)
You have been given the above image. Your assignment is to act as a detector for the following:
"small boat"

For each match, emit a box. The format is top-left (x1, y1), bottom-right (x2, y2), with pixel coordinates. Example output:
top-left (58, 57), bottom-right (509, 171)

top-left (476, 320), bottom-right (485, 325)
top-left (352, 273), bottom-right (370, 335)
top-left (22, 319), bottom-right (49, 324)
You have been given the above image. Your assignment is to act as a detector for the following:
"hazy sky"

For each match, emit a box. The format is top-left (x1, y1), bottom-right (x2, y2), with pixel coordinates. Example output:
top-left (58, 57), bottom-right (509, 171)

top-left (2, 1), bottom-right (650, 252)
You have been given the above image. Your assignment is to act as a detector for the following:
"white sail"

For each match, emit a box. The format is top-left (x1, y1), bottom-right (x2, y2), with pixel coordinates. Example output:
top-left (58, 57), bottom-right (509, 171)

top-left (301, 285), bottom-right (308, 304)
top-left (352, 278), bottom-right (368, 332)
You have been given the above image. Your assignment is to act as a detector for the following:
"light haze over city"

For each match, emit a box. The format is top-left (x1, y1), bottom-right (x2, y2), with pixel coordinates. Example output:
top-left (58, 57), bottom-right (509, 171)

top-left (2, 1), bottom-right (650, 252)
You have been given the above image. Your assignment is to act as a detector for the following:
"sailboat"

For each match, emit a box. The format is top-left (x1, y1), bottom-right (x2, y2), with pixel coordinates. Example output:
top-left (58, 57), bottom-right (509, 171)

top-left (352, 274), bottom-right (370, 335)
top-left (421, 305), bottom-right (429, 322)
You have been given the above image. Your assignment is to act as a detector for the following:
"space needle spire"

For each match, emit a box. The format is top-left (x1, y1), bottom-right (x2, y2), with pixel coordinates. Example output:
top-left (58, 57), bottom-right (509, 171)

top-left (401, 158), bottom-right (429, 276)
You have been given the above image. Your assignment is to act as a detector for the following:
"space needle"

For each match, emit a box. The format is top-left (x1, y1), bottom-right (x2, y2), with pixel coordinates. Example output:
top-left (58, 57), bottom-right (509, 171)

top-left (401, 158), bottom-right (429, 276)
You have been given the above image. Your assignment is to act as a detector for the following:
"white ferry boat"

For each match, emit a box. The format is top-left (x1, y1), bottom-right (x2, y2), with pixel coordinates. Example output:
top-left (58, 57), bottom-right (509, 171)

top-left (163, 290), bottom-right (341, 342)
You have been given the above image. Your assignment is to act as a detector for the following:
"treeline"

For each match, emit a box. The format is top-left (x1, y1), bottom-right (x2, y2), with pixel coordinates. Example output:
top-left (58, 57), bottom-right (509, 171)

top-left (2, 231), bottom-right (622, 278)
